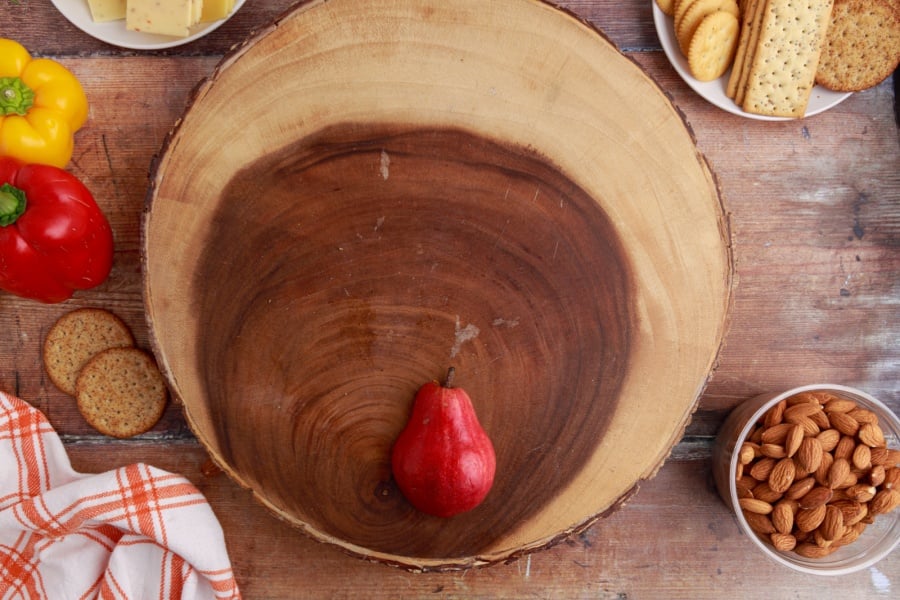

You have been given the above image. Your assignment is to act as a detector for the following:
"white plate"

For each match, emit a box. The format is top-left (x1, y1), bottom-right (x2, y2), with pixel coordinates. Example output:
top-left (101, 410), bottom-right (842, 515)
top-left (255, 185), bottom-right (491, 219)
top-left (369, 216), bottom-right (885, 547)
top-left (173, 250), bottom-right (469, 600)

top-left (652, 3), bottom-right (851, 120)
top-left (51, 0), bottom-right (246, 50)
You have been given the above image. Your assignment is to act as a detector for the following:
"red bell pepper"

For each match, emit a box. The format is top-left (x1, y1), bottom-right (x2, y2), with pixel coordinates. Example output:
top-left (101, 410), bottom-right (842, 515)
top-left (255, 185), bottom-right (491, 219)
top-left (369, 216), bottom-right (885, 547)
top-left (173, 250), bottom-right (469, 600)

top-left (0, 156), bottom-right (113, 303)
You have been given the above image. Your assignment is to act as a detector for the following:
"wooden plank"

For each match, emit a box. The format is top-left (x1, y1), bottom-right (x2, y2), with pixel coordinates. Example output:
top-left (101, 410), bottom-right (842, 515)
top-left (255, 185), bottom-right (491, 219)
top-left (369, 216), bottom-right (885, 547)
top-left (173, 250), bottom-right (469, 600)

top-left (0, 1), bottom-right (898, 594)
top-left (0, 1), bottom-right (660, 55)
top-left (64, 443), bottom-right (900, 598)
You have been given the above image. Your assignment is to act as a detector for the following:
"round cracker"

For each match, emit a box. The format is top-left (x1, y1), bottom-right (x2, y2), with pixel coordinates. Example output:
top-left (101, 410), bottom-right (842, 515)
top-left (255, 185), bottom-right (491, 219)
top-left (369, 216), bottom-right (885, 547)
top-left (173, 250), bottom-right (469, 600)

top-left (688, 11), bottom-right (740, 82)
top-left (43, 308), bottom-right (135, 395)
top-left (815, 0), bottom-right (900, 92)
top-left (677, 0), bottom-right (740, 55)
top-left (675, 0), bottom-right (701, 32)
top-left (75, 347), bottom-right (168, 438)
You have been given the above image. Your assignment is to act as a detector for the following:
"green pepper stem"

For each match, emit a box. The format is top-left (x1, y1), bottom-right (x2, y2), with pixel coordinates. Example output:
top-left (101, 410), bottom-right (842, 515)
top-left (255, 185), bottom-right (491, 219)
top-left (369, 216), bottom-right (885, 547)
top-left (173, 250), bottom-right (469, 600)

top-left (0, 183), bottom-right (26, 227)
top-left (0, 77), bottom-right (35, 116)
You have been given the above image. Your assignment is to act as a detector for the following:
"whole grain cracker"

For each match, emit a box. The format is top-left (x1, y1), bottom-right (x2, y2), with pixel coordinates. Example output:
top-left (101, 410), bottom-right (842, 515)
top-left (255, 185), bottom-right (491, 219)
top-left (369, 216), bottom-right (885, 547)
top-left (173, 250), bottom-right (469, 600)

top-left (742, 0), bottom-right (835, 118)
top-left (42, 308), bottom-right (135, 395)
top-left (688, 11), bottom-right (741, 81)
top-left (815, 0), bottom-right (900, 92)
top-left (75, 347), bottom-right (167, 438)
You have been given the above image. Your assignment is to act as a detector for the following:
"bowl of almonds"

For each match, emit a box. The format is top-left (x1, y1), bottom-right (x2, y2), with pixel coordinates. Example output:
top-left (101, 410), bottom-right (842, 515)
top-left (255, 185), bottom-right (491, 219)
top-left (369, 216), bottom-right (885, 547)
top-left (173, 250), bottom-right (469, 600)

top-left (713, 384), bottom-right (900, 575)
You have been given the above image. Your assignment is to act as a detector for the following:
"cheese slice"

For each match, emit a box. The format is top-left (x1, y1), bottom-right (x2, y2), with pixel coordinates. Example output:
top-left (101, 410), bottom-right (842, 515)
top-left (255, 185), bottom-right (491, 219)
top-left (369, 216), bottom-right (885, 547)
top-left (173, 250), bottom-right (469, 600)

top-left (192, 0), bottom-right (203, 24)
top-left (87, 0), bottom-right (127, 22)
top-left (126, 0), bottom-right (198, 37)
top-left (201, 0), bottom-right (235, 22)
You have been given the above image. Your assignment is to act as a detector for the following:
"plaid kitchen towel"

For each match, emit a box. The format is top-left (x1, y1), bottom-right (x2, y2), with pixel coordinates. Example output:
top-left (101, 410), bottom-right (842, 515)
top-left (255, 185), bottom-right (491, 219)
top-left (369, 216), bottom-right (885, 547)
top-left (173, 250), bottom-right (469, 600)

top-left (0, 391), bottom-right (241, 599)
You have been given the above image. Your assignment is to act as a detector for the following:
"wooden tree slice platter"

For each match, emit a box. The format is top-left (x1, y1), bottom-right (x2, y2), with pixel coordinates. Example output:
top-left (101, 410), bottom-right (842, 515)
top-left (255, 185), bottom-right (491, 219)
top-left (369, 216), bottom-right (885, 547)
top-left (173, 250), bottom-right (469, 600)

top-left (142, 0), bottom-right (733, 571)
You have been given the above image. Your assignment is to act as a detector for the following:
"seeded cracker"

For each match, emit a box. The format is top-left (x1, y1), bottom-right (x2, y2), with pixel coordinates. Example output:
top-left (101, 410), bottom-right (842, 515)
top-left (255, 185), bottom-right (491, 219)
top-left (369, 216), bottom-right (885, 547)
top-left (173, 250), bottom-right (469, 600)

top-left (43, 308), bottom-right (135, 395)
top-left (742, 0), bottom-right (835, 118)
top-left (75, 347), bottom-right (168, 438)
top-left (815, 0), bottom-right (900, 92)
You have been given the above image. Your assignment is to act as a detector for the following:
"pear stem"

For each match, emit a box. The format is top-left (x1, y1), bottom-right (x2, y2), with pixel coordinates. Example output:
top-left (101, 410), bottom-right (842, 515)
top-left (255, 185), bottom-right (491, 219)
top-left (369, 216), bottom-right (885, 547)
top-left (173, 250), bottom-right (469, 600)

top-left (443, 366), bottom-right (456, 388)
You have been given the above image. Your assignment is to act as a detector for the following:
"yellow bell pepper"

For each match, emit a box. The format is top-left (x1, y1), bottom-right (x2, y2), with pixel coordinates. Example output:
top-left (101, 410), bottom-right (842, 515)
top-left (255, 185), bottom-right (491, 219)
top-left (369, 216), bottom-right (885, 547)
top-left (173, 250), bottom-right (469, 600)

top-left (0, 38), bottom-right (89, 168)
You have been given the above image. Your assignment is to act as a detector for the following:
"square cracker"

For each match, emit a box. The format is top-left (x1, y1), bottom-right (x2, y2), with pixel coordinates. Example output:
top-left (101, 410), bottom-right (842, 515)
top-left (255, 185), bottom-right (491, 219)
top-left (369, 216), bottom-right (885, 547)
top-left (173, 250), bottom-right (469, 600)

top-left (742, 0), bottom-right (835, 118)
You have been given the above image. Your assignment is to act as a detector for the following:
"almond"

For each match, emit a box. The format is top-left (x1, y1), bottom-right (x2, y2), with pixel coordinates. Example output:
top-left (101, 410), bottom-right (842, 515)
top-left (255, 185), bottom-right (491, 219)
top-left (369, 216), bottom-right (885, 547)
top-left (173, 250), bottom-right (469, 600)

top-left (761, 422), bottom-right (793, 445)
top-left (832, 499), bottom-right (867, 526)
top-left (814, 452), bottom-right (834, 487)
top-left (795, 416), bottom-right (821, 437)
top-left (785, 476), bottom-right (816, 501)
top-left (750, 457), bottom-right (776, 481)
top-left (787, 392), bottom-right (822, 406)
top-left (833, 436), bottom-right (856, 461)
top-left (858, 422), bottom-right (886, 448)
top-left (739, 442), bottom-right (758, 465)
top-left (795, 505), bottom-right (827, 532)
top-left (784, 402), bottom-right (823, 420)
top-left (836, 521), bottom-right (865, 546)
top-left (743, 510), bottom-right (776, 535)
top-left (808, 409), bottom-right (831, 431)
top-left (813, 530), bottom-right (836, 549)
top-left (816, 429), bottom-right (841, 453)
top-left (820, 505), bottom-right (844, 541)
top-left (784, 424), bottom-right (804, 458)
top-left (845, 484), bottom-right (877, 503)
top-left (798, 486), bottom-right (833, 510)
top-left (772, 501), bottom-right (795, 534)
top-left (836, 471), bottom-right (858, 490)
top-left (736, 474), bottom-right (756, 496)
top-left (795, 542), bottom-right (836, 558)
top-left (748, 425), bottom-right (764, 444)
top-left (884, 467), bottom-right (900, 490)
top-left (827, 457), bottom-right (851, 489)
top-left (752, 482), bottom-right (784, 503)
top-left (829, 411), bottom-right (860, 436)
top-left (869, 489), bottom-right (900, 515)
top-left (870, 447), bottom-right (890, 466)
top-left (823, 398), bottom-right (857, 413)
top-left (851, 444), bottom-right (872, 471)
top-left (847, 407), bottom-right (878, 425)
top-left (869, 464), bottom-right (886, 487)
top-left (796, 437), bottom-right (824, 473)
top-left (770, 532), bottom-right (797, 552)
top-left (763, 400), bottom-right (786, 428)
top-left (768, 457), bottom-right (796, 493)
top-left (739, 497), bottom-right (774, 515)
top-left (887, 449), bottom-right (900, 468)
top-left (760, 443), bottom-right (787, 459)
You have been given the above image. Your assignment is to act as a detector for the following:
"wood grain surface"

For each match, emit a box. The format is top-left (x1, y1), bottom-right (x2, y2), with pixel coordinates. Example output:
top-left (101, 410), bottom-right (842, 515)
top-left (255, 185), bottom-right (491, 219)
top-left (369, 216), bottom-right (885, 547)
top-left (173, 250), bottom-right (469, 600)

top-left (142, 0), bottom-right (732, 569)
top-left (1, 0), bottom-right (898, 597)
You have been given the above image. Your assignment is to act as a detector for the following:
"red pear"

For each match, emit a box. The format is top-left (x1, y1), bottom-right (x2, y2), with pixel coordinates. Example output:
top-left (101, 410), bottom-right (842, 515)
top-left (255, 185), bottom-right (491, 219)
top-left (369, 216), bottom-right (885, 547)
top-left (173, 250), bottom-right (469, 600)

top-left (391, 367), bottom-right (496, 518)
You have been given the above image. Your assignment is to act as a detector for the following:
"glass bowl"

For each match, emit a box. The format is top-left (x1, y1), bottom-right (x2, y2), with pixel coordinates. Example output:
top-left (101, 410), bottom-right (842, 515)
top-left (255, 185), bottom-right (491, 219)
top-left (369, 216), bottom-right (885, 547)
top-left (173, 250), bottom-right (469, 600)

top-left (712, 384), bottom-right (900, 575)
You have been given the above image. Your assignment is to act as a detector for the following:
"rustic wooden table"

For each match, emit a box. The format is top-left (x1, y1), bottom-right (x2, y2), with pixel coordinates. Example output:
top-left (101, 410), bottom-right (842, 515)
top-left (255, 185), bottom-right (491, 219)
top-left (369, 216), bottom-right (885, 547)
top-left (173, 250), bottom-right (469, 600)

top-left (2, 1), bottom-right (898, 598)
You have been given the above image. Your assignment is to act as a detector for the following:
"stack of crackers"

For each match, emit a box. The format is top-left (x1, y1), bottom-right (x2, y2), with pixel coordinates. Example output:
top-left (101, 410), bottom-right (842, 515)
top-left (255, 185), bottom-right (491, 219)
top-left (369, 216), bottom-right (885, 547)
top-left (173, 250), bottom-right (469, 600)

top-left (42, 308), bottom-right (168, 438)
top-left (727, 0), bottom-right (835, 118)
top-left (658, 0), bottom-right (900, 118)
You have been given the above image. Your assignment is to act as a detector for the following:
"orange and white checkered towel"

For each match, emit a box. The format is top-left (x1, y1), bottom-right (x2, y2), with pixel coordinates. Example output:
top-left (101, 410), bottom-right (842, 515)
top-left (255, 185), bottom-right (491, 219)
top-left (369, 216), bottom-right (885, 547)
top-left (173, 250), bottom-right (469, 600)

top-left (0, 391), bottom-right (241, 599)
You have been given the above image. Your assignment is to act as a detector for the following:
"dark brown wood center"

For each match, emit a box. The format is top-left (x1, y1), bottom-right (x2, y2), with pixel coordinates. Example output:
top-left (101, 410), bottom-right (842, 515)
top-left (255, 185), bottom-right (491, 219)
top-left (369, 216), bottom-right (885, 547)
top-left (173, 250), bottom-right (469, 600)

top-left (193, 125), bottom-right (635, 557)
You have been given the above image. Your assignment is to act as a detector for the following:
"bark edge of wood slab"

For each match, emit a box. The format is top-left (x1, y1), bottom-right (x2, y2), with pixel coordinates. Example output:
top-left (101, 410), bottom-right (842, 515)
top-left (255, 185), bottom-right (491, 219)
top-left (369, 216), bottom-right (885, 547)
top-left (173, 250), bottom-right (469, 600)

top-left (142, 0), bottom-right (733, 571)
